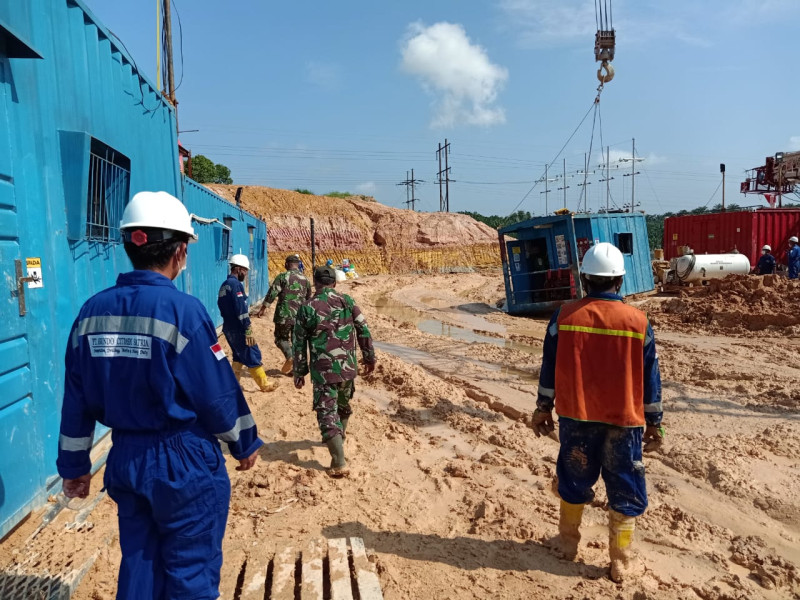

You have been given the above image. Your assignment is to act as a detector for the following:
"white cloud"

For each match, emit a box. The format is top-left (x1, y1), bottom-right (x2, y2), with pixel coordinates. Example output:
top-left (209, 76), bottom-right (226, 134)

top-left (355, 181), bottom-right (377, 195)
top-left (789, 136), bottom-right (800, 151)
top-left (305, 61), bottom-right (341, 90)
top-left (400, 22), bottom-right (508, 128)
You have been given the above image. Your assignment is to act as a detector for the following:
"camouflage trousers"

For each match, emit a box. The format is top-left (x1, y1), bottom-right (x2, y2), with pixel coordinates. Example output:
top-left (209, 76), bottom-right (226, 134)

top-left (313, 380), bottom-right (355, 442)
top-left (273, 322), bottom-right (293, 359)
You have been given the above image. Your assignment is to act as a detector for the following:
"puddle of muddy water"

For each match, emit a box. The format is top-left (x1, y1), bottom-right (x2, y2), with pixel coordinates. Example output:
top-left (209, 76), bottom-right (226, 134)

top-left (374, 295), bottom-right (541, 356)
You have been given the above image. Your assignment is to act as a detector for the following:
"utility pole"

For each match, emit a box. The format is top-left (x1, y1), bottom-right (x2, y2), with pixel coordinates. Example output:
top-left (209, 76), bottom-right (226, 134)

top-left (437, 142), bottom-right (443, 211)
top-left (631, 138), bottom-right (635, 212)
top-left (163, 0), bottom-right (176, 105)
top-left (622, 138), bottom-right (642, 213)
top-left (606, 147), bottom-right (610, 211)
top-left (557, 158), bottom-right (570, 209)
top-left (598, 146), bottom-right (615, 211)
top-left (539, 164), bottom-right (550, 214)
top-left (720, 163), bottom-right (726, 211)
top-left (436, 139), bottom-right (452, 212)
top-left (576, 152), bottom-right (593, 212)
top-left (398, 169), bottom-right (424, 211)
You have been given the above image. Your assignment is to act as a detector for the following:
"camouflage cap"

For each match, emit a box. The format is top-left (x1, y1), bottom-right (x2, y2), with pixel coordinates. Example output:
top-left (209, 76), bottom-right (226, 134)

top-left (314, 265), bottom-right (337, 281)
top-left (286, 254), bottom-right (301, 264)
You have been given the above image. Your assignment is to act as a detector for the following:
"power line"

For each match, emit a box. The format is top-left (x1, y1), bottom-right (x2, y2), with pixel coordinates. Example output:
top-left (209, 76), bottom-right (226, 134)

top-left (508, 98), bottom-right (599, 216)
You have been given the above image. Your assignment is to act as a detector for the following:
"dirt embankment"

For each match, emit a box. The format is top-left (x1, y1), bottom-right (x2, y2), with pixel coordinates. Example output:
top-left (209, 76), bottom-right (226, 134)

top-left (646, 274), bottom-right (800, 334)
top-left (207, 185), bottom-right (501, 276)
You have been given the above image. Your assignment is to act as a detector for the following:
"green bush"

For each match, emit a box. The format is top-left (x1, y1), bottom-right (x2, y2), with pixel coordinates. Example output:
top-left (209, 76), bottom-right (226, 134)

top-left (326, 191), bottom-right (353, 198)
top-left (293, 188), bottom-right (314, 195)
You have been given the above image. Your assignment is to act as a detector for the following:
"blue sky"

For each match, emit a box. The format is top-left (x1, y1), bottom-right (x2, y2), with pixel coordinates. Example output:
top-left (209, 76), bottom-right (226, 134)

top-left (85, 0), bottom-right (800, 216)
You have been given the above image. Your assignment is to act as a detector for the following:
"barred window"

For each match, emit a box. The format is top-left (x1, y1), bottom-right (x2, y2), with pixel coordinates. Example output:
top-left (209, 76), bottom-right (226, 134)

top-left (221, 216), bottom-right (233, 260)
top-left (86, 139), bottom-right (130, 242)
top-left (248, 226), bottom-right (255, 263)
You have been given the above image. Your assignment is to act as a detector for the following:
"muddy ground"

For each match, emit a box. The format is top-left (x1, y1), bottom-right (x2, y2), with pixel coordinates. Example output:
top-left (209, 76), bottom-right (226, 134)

top-left (2, 271), bottom-right (799, 599)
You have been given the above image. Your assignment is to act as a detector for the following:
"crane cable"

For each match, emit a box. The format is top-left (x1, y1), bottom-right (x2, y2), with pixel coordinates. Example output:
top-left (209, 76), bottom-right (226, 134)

top-left (507, 91), bottom-right (603, 217)
top-left (594, 0), bottom-right (615, 84)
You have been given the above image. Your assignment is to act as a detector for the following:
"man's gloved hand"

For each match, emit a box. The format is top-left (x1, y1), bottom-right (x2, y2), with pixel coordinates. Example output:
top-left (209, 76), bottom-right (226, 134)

top-left (361, 361), bottom-right (376, 376)
top-left (531, 408), bottom-right (555, 438)
top-left (643, 424), bottom-right (665, 447)
top-left (245, 328), bottom-right (256, 346)
top-left (294, 376), bottom-right (305, 390)
top-left (63, 473), bottom-right (91, 499)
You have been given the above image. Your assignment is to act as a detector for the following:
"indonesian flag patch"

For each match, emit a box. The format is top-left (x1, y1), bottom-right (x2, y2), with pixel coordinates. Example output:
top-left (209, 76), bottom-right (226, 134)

top-left (210, 343), bottom-right (226, 360)
top-left (236, 292), bottom-right (243, 297)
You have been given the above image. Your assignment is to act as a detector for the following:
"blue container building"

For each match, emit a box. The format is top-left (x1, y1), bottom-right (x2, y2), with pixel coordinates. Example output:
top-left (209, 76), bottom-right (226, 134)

top-left (498, 212), bottom-right (653, 315)
top-left (0, 0), bottom-right (268, 537)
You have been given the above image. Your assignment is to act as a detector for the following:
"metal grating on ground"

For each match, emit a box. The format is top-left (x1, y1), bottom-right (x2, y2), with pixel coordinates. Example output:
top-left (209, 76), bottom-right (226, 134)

top-left (237, 537), bottom-right (384, 600)
top-left (0, 553), bottom-right (98, 600)
top-left (0, 490), bottom-right (108, 600)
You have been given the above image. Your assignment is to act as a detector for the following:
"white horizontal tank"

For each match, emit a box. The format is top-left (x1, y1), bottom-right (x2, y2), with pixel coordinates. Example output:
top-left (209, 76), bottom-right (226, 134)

top-left (672, 253), bottom-right (751, 283)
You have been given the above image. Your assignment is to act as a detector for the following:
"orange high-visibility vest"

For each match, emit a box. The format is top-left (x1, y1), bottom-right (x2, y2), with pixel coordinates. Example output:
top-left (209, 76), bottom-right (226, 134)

top-left (555, 297), bottom-right (649, 427)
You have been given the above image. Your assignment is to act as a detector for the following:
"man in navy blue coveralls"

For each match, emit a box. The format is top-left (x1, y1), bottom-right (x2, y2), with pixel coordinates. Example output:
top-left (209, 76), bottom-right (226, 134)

top-left (788, 236), bottom-right (800, 279)
top-left (57, 191), bottom-right (263, 599)
top-left (218, 254), bottom-right (277, 392)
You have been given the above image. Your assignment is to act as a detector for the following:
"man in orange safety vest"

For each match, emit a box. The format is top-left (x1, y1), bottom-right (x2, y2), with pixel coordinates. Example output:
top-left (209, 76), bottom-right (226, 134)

top-left (532, 242), bottom-right (664, 583)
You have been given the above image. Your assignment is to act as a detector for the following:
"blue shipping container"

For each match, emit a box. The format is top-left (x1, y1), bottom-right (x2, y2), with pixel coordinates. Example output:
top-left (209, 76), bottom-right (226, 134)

top-left (0, 0), bottom-right (269, 537)
top-left (499, 212), bottom-right (653, 315)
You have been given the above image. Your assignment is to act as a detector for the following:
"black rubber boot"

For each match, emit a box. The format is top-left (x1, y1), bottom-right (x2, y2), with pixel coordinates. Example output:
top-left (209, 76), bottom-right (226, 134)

top-left (325, 435), bottom-right (349, 478)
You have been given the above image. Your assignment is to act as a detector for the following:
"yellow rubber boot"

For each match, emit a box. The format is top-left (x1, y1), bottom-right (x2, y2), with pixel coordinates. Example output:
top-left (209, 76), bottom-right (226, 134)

top-left (249, 366), bottom-right (279, 393)
top-left (555, 500), bottom-right (585, 561)
top-left (232, 361), bottom-right (246, 383)
top-left (608, 509), bottom-right (643, 583)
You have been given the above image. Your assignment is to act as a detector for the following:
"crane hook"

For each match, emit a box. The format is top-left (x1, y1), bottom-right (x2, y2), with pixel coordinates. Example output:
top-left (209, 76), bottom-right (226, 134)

top-left (597, 60), bottom-right (615, 84)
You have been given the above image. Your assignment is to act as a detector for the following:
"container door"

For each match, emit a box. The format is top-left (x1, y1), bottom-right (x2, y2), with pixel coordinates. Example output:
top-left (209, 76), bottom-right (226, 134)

top-left (506, 240), bottom-right (531, 305)
top-left (0, 56), bottom-right (40, 537)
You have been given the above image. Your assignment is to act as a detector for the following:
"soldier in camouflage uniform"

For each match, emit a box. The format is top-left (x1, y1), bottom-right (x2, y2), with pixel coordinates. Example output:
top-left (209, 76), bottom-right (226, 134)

top-left (293, 266), bottom-right (376, 477)
top-left (258, 254), bottom-right (312, 375)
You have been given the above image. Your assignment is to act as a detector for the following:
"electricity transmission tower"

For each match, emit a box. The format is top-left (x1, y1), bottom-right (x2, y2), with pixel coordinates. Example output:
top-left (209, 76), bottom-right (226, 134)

top-left (398, 169), bottom-right (424, 210)
top-left (436, 139), bottom-right (452, 212)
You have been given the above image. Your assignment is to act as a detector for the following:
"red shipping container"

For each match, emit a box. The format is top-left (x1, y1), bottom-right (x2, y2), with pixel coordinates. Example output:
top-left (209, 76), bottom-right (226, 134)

top-left (663, 209), bottom-right (800, 268)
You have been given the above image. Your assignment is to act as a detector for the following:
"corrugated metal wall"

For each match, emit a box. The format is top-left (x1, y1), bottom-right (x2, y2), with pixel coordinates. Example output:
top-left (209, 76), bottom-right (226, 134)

top-left (663, 210), bottom-right (800, 267)
top-left (180, 177), bottom-right (269, 322)
top-left (0, 0), bottom-right (268, 538)
top-left (580, 213), bottom-right (653, 297)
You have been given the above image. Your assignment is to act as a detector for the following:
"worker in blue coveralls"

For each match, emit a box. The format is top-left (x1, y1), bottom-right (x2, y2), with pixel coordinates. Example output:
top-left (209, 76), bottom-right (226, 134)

top-left (219, 254), bottom-right (279, 393)
top-left (531, 242), bottom-right (664, 584)
top-left (787, 236), bottom-right (800, 279)
top-left (755, 245), bottom-right (776, 275)
top-left (56, 191), bottom-right (264, 600)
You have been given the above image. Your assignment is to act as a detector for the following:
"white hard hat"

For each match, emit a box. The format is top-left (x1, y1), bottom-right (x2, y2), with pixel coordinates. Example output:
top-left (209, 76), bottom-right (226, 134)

top-left (790, 236), bottom-right (799, 243)
top-left (581, 242), bottom-right (626, 277)
top-left (230, 254), bottom-right (250, 270)
top-left (120, 191), bottom-right (197, 242)
top-left (762, 244), bottom-right (772, 252)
